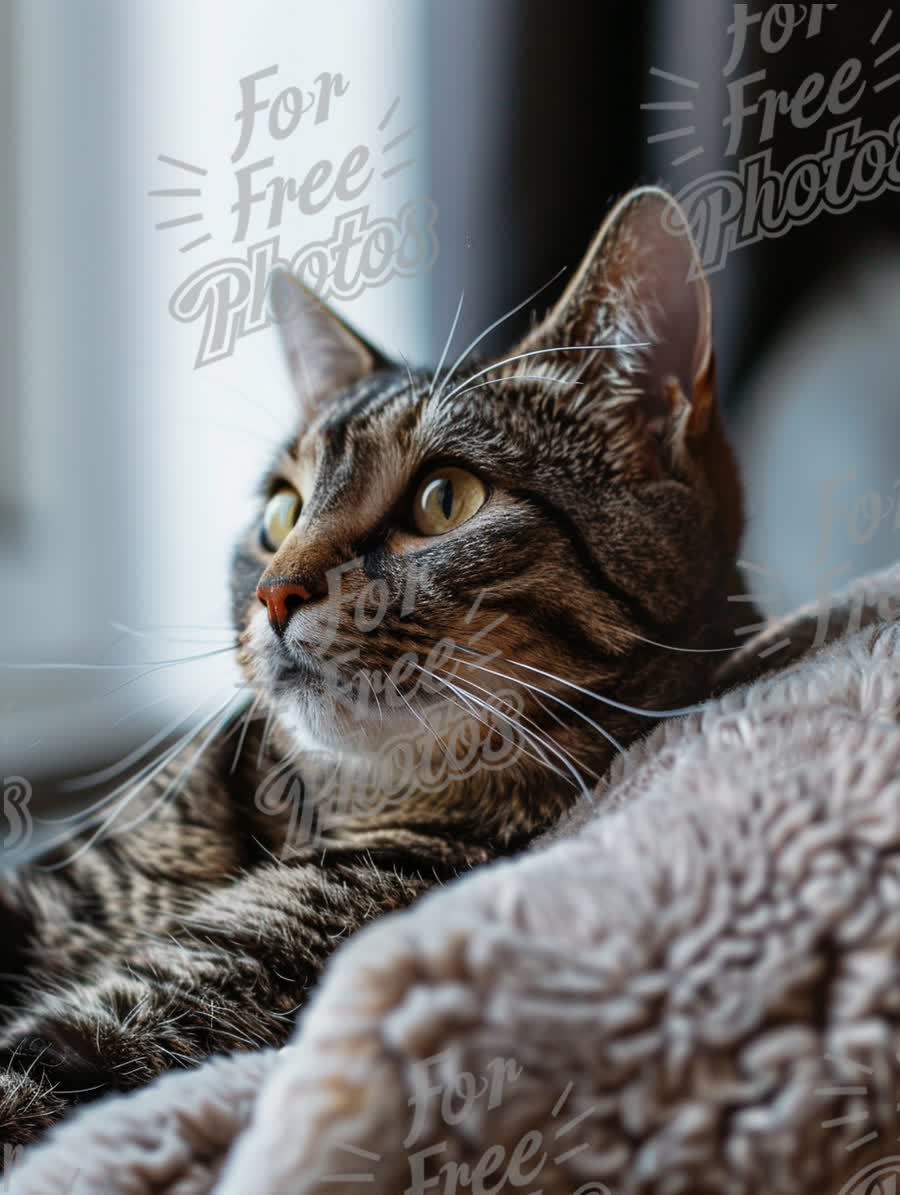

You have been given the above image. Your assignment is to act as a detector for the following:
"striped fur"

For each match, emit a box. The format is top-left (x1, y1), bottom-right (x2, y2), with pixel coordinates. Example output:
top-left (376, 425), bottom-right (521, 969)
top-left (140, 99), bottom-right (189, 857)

top-left (0, 188), bottom-right (757, 1157)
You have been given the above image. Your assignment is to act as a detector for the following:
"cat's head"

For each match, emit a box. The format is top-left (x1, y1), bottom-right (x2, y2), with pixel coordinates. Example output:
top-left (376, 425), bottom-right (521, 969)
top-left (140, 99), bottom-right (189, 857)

top-left (232, 186), bottom-right (748, 828)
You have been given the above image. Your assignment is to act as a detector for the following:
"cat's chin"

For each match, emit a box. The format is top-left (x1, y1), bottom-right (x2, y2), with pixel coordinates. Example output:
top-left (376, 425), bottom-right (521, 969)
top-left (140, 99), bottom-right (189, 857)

top-left (243, 616), bottom-right (443, 761)
top-left (269, 687), bottom-right (436, 763)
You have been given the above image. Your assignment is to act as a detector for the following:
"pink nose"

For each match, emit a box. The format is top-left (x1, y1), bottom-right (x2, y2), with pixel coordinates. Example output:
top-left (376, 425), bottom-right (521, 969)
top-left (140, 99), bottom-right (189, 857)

top-left (256, 578), bottom-right (314, 633)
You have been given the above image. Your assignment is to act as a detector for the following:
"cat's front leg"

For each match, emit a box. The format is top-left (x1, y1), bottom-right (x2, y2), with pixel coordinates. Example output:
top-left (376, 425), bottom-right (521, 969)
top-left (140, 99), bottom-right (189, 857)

top-left (0, 1065), bottom-right (67, 1157)
top-left (0, 923), bottom-right (289, 1102)
top-left (0, 971), bottom-right (199, 1105)
top-left (0, 758), bottom-right (247, 1038)
top-left (0, 860), bottom-right (124, 1037)
top-left (0, 856), bottom-right (432, 1125)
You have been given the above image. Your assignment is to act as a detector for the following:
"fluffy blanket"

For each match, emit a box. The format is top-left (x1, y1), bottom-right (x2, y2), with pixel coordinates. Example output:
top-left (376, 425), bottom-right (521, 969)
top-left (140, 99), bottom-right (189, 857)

top-left (9, 566), bottom-right (900, 1195)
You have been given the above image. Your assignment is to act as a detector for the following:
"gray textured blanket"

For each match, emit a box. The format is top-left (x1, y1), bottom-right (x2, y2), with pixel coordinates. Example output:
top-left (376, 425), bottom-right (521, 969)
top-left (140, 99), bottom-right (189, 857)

top-left (9, 566), bottom-right (900, 1195)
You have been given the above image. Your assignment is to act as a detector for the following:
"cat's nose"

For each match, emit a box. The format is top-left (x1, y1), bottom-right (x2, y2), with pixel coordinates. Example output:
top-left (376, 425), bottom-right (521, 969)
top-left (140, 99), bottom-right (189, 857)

top-left (256, 578), bottom-right (317, 634)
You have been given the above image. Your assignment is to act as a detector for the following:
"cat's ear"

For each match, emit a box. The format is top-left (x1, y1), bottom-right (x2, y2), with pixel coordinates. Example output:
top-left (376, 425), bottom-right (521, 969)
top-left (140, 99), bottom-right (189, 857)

top-left (517, 186), bottom-right (715, 441)
top-left (513, 186), bottom-right (743, 548)
top-left (269, 270), bottom-right (387, 421)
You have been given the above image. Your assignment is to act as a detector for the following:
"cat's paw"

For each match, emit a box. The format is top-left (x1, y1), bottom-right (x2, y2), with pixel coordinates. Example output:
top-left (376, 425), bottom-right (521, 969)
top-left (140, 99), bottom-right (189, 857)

top-left (0, 1019), bottom-right (115, 1106)
top-left (0, 974), bottom-right (193, 1104)
top-left (0, 1064), bottom-right (67, 1155)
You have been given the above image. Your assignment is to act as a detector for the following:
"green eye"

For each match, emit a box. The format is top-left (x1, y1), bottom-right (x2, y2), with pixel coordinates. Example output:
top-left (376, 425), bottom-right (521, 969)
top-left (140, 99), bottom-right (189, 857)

top-left (261, 487), bottom-right (301, 551)
top-left (412, 467), bottom-right (487, 536)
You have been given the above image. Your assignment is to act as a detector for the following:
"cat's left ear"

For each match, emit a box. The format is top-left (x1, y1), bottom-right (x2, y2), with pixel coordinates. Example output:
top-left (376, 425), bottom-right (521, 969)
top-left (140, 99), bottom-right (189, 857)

top-left (517, 186), bottom-right (715, 441)
top-left (269, 270), bottom-right (388, 421)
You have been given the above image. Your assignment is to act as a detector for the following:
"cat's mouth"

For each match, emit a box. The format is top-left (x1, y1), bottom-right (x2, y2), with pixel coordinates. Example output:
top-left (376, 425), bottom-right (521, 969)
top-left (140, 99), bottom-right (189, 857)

top-left (267, 647), bottom-right (324, 690)
top-left (245, 615), bottom-right (442, 755)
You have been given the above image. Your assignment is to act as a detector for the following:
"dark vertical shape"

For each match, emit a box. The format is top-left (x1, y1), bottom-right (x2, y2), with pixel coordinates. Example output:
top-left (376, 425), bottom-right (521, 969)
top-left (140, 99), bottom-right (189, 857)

top-left (429, 2), bottom-right (648, 370)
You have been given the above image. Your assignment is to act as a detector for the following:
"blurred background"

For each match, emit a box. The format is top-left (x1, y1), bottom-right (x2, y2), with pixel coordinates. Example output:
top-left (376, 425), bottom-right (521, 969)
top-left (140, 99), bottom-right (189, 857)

top-left (2, 0), bottom-right (900, 832)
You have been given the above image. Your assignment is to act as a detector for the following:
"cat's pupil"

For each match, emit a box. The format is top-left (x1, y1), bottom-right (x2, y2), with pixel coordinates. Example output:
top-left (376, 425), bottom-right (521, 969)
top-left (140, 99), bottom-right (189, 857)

top-left (441, 480), bottom-right (453, 520)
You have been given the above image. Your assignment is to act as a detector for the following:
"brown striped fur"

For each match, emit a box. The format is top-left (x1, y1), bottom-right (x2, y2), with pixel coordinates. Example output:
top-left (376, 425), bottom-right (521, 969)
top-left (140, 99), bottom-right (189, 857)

top-left (0, 188), bottom-right (757, 1155)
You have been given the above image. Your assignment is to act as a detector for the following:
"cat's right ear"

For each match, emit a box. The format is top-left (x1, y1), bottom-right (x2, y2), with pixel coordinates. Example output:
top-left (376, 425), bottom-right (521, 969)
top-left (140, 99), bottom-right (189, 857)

top-left (268, 270), bottom-right (386, 422)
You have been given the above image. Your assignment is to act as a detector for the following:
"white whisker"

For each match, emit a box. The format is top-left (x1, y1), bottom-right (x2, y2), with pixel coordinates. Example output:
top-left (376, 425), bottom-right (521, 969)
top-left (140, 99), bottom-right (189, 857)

top-left (419, 664), bottom-right (571, 783)
top-left (437, 664), bottom-right (599, 782)
top-left (439, 343), bottom-right (651, 407)
top-left (384, 674), bottom-right (452, 764)
top-left (619, 629), bottom-right (736, 655)
top-left (59, 690), bottom-right (239, 795)
top-left (483, 650), bottom-right (710, 720)
top-left (423, 664), bottom-right (554, 764)
top-left (46, 690), bottom-right (241, 869)
top-left (442, 670), bottom-right (593, 798)
top-left (434, 266), bottom-right (568, 401)
top-left (230, 692), bottom-right (264, 773)
top-left (450, 375), bottom-right (585, 402)
top-left (111, 692), bottom-right (170, 727)
top-left (449, 652), bottom-right (627, 752)
top-left (36, 691), bottom-right (237, 863)
top-left (429, 289), bottom-right (465, 395)
top-left (101, 621), bottom-right (234, 659)
top-left (97, 646), bottom-right (239, 703)
top-left (1, 645), bottom-right (237, 673)
top-left (360, 671), bottom-right (384, 728)
top-left (29, 693), bottom-right (243, 848)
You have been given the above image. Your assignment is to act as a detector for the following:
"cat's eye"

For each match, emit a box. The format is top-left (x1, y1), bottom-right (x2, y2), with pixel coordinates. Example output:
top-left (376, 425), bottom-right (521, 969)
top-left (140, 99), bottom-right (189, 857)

top-left (261, 487), bottom-right (301, 551)
top-left (412, 467), bottom-right (487, 536)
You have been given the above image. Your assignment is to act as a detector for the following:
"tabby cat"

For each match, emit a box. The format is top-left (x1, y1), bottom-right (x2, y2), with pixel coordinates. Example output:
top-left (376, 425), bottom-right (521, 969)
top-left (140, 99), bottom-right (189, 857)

top-left (0, 187), bottom-right (754, 1153)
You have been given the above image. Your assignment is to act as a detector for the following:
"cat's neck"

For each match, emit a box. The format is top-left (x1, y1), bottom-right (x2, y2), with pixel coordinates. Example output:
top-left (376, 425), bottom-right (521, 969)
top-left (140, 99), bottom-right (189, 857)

top-left (229, 710), bottom-right (574, 853)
